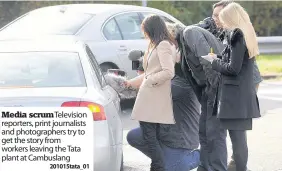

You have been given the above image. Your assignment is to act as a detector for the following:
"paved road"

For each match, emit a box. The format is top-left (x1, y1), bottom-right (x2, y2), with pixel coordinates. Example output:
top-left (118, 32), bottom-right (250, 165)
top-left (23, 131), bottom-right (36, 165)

top-left (120, 81), bottom-right (282, 171)
top-left (257, 81), bottom-right (282, 114)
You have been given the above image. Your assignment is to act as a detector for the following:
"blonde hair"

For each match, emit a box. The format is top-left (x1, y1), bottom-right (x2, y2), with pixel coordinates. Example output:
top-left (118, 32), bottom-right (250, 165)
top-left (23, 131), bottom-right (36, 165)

top-left (219, 2), bottom-right (259, 58)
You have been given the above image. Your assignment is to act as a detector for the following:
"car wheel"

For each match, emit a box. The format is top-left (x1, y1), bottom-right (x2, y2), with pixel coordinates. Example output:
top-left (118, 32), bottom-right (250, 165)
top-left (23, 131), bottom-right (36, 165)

top-left (120, 154), bottom-right (124, 171)
top-left (120, 98), bottom-right (135, 110)
top-left (100, 63), bottom-right (114, 74)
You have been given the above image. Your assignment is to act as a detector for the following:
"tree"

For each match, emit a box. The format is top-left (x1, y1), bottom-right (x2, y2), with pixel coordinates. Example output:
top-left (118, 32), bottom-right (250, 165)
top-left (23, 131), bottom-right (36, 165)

top-left (251, 1), bottom-right (282, 36)
top-left (0, 1), bottom-right (281, 36)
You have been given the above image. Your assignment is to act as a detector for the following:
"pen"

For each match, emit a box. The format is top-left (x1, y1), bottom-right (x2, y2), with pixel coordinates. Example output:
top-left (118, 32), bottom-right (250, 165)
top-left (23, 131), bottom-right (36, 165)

top-left (210, 48), bottom-right (213, 54)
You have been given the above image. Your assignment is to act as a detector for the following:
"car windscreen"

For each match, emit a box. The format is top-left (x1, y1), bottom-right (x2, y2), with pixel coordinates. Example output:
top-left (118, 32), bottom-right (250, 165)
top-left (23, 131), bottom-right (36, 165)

top-left (0, 8), bottom-right (93, 37)
top-left (0, 52), bottom-right (86, 88)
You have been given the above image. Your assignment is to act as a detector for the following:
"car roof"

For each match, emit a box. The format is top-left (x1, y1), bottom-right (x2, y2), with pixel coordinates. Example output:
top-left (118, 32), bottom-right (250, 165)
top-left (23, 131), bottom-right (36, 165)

top-left (0, 37), bottom-right (84, 53)
top-left (32, 3), bottom-right (163, 15)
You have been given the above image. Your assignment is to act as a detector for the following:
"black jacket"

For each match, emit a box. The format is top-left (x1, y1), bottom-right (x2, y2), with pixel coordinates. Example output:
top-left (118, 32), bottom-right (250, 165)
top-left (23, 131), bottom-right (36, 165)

top-left (158, 75), bottom-right (200, 150)
top-left (212, 27), bottom-right (263, 85)
top-left (212, 28), bottom-right (261, 119)
top-left (178, 26), bottom-right (224, 104)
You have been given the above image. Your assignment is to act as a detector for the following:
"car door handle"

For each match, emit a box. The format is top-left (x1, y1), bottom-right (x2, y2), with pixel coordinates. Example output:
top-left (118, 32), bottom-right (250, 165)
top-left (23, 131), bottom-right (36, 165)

top-left (118, 45), bottom-right (127, 51)
top-left (118, 48), bottom-right (127, 51)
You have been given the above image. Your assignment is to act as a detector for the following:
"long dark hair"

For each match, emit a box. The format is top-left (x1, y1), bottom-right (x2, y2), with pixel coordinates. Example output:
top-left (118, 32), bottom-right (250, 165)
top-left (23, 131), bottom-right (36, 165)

top-left (141, 15), bottom-right (175, 48)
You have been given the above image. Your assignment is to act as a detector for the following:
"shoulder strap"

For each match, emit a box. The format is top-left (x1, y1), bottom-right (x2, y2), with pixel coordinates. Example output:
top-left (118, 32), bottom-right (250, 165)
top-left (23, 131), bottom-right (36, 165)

top-left (179, 32), bottom-right (200, 80)
top-left (179, 32), bottom-right (192, 72)
top-left (144, 44), bottom-right (158, 75)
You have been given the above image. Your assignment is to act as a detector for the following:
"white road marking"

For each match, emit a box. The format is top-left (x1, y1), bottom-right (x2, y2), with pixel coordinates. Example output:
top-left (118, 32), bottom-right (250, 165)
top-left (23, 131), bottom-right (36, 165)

top-left (258, 89), bottom-right (282, 95)
top-left (261, 81), bottom-right (282, 86)
top-left (258, 82), bottom-right (282, 101)
top-left (257, 95), bottom-right (282, 101)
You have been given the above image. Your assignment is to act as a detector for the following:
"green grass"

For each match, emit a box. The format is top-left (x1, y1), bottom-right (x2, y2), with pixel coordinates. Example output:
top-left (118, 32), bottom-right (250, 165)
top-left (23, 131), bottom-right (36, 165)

top-left (256, 55), bottom-right (282, 75)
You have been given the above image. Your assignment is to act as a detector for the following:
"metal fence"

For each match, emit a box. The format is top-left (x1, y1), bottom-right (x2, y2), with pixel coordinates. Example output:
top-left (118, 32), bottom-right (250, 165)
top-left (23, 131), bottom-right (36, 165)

top-left (258, 36), bottom-right (282, 55)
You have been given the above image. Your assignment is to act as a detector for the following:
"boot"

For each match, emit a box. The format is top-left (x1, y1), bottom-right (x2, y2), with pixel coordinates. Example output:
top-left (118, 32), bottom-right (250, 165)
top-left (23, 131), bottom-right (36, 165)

top-left (197, 165), bottom-right (208, 171)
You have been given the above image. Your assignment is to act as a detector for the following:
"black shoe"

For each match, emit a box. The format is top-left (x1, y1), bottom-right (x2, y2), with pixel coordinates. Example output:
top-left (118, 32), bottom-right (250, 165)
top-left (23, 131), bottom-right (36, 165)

top-left (227, 160), bottom-right (251, 171)
top-left (150, 165), bottom-right (165, 171)
top-left (150, 168), bottom-right (165, 171)
top-left (197, 165), bottom-right (208, 171)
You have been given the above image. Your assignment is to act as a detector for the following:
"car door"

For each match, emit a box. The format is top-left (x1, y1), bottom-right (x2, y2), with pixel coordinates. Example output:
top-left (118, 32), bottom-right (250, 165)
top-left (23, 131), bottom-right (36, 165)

top-left (85, 45), bottom-right (123, 145)
top-left (85, 45), bottom-right (121, 113)
top-left (113, 12), bottom-right (149, 78)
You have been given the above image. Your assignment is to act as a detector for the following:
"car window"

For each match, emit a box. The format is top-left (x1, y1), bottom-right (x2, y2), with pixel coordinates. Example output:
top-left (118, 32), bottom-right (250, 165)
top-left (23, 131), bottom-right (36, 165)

top-left (141, 12), bottom-right (175, 24)
top-left (0, 7), bottom-right (93, 37)
top-left (85, 46), bottom-right (107, 88)
top-left (0, 52), bottom-right (86, 88)
top-left (115, 13), bottom-right (143, 40)
top-left (103, 18), bottom-right (123, 40)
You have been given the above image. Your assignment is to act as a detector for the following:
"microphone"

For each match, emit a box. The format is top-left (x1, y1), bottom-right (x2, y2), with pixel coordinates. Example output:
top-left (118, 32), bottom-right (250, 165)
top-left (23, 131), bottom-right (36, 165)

top-left (128, 49), bottom-right (145, 61)
top-left (128, 49), bottom-right (145, 71)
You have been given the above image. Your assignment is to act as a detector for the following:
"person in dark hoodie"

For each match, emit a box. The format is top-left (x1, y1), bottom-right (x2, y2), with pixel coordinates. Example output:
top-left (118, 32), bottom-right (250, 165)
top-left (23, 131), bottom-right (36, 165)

top-left (166, 22), bottom-right (228, 171)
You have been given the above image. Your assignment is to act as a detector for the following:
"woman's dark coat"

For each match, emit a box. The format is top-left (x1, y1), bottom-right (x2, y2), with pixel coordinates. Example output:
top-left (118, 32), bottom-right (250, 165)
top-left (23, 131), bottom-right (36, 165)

top-left (212, 28), bottom-right (261, 119)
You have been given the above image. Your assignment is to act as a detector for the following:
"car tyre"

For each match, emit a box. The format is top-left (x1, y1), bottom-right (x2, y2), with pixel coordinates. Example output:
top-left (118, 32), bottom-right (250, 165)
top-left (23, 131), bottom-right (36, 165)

top-left (100, 63), bottom-right (114, 74)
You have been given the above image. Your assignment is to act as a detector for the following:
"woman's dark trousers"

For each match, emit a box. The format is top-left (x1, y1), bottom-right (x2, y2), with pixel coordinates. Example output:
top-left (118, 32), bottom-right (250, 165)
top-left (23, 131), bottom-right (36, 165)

top-left (229, 130), bottom-right (248, 171)
top-left (139, 121), bottom-right (165, 171)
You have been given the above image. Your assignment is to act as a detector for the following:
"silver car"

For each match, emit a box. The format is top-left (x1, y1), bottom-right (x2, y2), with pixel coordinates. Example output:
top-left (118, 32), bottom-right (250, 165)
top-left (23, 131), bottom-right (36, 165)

top-left (0, 39), bottom-right (123, 171)
top-left (0, 4), bottom-right (184, 78)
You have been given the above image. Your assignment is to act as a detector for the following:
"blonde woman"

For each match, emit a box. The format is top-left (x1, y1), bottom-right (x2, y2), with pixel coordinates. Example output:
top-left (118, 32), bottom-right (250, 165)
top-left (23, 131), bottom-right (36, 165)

top-left (201, 2), bottom-right (261, 171)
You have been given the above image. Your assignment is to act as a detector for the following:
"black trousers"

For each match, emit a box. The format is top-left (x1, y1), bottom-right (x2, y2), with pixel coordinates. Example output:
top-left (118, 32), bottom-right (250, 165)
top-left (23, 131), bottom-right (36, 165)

top-left (139, 121), bottom-right (165, 171)
top-left (229, 130), bottom-right (248, 171)
top-left (229, 85), bottom-right (258, 170)
top-left (198, 97), bottom-right (227, 171)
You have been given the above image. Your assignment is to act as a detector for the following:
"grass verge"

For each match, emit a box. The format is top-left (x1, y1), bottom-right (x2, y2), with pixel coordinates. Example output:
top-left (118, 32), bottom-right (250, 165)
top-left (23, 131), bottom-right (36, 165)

top-left (265, 76), bottom-right (282, 81)
top-left (256, 55), bottom-right (282, 76)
